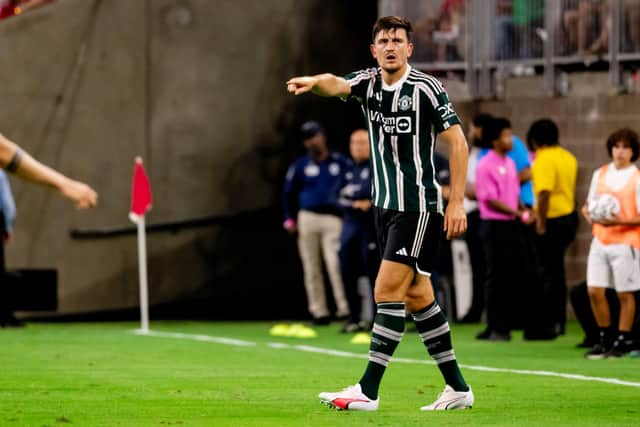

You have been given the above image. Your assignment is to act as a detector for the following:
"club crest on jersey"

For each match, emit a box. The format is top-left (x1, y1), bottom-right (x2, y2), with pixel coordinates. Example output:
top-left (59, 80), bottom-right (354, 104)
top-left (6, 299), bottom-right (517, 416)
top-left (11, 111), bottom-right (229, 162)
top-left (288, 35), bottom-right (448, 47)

top-left (398, 95), bottom-right (412, 111)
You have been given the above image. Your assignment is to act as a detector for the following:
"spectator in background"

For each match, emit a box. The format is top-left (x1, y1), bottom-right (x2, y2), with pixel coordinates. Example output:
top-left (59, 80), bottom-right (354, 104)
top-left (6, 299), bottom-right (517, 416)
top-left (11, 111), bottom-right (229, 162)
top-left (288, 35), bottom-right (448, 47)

top-left (477, 114), bottom-right (536, 330)
top-left (475, 117), bottom-right (534, 341)
top-left (283, 121), bottom-right (350, 325)
top-left (0, 132), bottom-right (97, 327)
top-left (338, 129), bottom-right (378, 333)
top-left (0, 170), bottom-right (17, 327)
top-left (432, 0), bottom-right (465, 62)
top-left (582, 128), bottom-right (640, 358)
top-left (528, 119), bottom-right (578, 337)
top-left (459, 113), bottom-right (491, 323)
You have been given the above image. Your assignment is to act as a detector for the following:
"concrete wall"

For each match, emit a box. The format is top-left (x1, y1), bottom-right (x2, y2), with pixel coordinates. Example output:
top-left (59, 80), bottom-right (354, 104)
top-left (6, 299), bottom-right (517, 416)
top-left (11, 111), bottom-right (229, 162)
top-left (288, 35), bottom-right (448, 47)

top-left (1, 0), bottom-right (376, 316)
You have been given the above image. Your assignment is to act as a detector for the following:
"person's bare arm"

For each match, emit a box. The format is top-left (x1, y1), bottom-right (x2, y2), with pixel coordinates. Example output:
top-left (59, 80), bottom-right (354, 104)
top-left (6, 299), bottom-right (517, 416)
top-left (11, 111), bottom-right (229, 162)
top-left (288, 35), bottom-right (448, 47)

top-left (286, 74), bottom-right (351, 98)
top-left (0, 134), bottom-right (97, 208)
top-left (518, 166), bottom-right (532, 184)
top-left (439, 125), bottom-right (468, 239)
top-left (535, 190), bottom-right (550, 235)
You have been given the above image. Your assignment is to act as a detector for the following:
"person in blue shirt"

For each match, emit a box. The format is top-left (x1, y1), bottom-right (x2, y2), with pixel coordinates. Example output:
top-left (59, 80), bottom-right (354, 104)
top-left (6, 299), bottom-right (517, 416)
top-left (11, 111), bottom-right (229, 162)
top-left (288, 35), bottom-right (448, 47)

top-left (338, 129), bottom-right (379, 333)
top-left (283, 121), bottom-right (351, 324)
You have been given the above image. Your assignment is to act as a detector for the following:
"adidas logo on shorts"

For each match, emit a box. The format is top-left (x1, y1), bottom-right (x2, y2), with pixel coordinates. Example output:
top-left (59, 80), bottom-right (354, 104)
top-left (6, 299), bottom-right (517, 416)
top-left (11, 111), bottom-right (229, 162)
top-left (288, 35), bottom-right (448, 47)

top-left (395, 247), bottom-right (408, 256)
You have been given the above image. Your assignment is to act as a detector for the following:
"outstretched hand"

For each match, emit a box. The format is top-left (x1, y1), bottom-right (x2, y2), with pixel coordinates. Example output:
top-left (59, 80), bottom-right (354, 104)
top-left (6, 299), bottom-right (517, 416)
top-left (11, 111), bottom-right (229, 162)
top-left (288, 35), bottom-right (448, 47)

top-left (443, 201), bottom-right (467, 239)
top-left (286, 77), bottom-right (317, 95)
top-left (61, 179), bottom-right (98, 209)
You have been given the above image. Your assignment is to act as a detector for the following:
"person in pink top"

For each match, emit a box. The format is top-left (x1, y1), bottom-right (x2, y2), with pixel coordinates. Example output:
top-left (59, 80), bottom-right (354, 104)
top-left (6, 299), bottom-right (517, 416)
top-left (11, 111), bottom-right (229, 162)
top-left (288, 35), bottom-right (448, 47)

top-left (474, 117), bottom-right (533, 341)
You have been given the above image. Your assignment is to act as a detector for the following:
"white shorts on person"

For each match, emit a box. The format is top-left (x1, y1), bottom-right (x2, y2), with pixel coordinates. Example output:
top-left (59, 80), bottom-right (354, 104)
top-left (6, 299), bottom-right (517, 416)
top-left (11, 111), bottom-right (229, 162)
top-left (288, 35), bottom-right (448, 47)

top-left (587, 238), bottom-right (640, 292)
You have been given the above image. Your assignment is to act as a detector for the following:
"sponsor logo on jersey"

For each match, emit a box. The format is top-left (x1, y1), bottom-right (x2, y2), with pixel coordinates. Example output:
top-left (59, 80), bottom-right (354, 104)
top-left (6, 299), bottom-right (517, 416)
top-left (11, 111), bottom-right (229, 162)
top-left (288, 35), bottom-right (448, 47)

top-left (396, 117), bottom-right (412, 133)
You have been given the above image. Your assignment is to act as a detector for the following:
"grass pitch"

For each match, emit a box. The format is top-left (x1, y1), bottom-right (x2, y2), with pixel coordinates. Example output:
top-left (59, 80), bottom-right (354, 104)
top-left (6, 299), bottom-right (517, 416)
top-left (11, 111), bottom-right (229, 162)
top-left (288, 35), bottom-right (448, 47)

top-left (1, 321), bottom-right (638, 426)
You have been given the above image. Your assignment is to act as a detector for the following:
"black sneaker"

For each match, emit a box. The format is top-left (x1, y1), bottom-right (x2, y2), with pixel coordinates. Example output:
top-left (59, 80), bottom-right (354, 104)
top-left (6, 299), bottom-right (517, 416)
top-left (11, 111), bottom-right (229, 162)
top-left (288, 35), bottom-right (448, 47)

top-left (311, 316), bottom-right (331, 326)
top-left (585, 343), bottom-right (610, 359)
top-left (605, 338), bottom-right (633, 358)
top-left (340, 322), bottom-right (365, 334)
top-left (475, 328), bottom-right (491, 340)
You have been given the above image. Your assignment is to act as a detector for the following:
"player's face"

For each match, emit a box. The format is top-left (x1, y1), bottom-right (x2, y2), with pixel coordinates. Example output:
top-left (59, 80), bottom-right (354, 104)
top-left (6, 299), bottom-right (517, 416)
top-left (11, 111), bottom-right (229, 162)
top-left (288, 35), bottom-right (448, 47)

top-left (349, 130), bottom-right (370, 163)
top-left (612, 141), bottom-right (633, 168)
top-left (370, 28), bottom-right (413, 74)
top-left (495, 129), bottom-right (513, 153)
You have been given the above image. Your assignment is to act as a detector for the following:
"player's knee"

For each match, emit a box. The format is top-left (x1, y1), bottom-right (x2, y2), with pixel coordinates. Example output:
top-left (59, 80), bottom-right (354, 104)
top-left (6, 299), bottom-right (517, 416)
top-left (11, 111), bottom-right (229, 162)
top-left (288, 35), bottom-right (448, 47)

top-left (404, 294), bottom-right (428, 313)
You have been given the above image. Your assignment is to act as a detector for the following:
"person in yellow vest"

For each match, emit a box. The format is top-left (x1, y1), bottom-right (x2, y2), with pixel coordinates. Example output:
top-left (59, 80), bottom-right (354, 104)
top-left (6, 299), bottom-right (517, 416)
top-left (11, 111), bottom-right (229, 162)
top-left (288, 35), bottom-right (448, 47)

top-left (582, 128), bottom-right (640, 359)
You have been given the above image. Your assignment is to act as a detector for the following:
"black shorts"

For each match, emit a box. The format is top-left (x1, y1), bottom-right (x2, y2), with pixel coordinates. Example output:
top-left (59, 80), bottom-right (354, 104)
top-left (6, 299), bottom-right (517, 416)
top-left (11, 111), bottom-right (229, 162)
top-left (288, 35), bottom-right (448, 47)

top-left (373, 207), bottom-right (443, 276)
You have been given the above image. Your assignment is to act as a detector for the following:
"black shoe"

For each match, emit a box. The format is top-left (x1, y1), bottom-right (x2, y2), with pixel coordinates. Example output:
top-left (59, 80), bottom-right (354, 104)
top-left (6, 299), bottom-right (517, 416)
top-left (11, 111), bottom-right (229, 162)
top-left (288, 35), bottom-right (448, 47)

top-left (554, 323), bottom-right (566, 336)
top-left (340, 322), bottom-right (365, 333)
top-left (311, 316), bottom-right (331, 326)
top-left (585, 343), bottom-right (610, 359)
top-left (1, 314), bottom-right (25, 328)
top-left (488, 331), bottom-right (511, 341)
top-left (605, 337), bottom-right (634, 358)
top-left (523, 328), bottom-right (558, 341)
top-left (475, 328), bottom-right (491, 340)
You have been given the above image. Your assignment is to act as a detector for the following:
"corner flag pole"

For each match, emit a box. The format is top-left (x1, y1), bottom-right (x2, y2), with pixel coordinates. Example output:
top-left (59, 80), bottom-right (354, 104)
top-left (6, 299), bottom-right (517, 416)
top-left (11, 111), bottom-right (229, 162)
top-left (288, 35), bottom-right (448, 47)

top-left (129, 157), bottom-right (153, 333)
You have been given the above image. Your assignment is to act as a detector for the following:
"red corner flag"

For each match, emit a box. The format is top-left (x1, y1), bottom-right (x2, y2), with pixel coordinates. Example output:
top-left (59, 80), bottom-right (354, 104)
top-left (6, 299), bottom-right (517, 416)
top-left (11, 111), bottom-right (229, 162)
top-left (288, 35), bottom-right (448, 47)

top-left (129, 157), bottom-right (152, 223)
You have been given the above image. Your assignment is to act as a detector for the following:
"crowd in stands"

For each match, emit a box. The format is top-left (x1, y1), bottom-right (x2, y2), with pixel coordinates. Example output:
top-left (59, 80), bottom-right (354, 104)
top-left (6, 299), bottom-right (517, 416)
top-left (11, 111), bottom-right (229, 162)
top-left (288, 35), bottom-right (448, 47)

top-left (283, 115), bottom-right (640, 358)
top-left (411, 0), bottom-right (640, 65)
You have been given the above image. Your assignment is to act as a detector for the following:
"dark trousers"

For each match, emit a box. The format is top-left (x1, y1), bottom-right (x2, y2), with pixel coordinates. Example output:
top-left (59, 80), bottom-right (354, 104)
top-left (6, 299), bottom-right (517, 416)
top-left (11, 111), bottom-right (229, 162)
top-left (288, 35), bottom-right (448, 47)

top-left (481, 219), bottom-right (523, 334)
top-left (339, 217), bottom-right (378, 325)
top-left (464, 210), bottom-right (486, 320)
top-left (536, 212), bottom-right (578, 331)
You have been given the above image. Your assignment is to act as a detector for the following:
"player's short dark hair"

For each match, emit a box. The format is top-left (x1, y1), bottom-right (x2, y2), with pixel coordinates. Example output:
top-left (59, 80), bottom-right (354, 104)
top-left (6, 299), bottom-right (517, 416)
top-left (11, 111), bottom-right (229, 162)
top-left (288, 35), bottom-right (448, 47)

top-left (606, 128), bottom-right (640, 161)
top-left (527, 119), bottom-right (559, 149)
top-left (472, 113), bottom-right (493, 128)
top-left (372, 16), bottom-right (413, 43)
top-left (482, 117), bottom-right (511, 148)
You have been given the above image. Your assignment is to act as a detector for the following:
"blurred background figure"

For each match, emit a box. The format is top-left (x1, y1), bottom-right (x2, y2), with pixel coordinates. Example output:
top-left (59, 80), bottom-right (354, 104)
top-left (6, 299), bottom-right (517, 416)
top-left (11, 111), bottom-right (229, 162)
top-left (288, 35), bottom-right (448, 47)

top-left (582, 128), bottom-right (640, 358)
top-left (338, 129), bottom-right (378, 333)
top-left (528, 119), bottom-right (578, 337)
top-left (283, 121), bottom-right (350, 325)
top-left (0, 170), bottom-right (16, 327)
top-left (475, 117), bottom-right (534, 341)
top-left (459, 113), bottom-right (491, 323)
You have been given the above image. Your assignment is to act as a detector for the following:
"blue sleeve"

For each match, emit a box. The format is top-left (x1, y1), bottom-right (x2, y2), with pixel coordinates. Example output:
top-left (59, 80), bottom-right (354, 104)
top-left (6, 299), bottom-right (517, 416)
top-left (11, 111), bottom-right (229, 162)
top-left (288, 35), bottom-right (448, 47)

top-left (508, 136), bottom-right (531, 173)
top-left (0, 171), bottom-right (15, 231)
top-left (283, 159), bottom-right (302, 220)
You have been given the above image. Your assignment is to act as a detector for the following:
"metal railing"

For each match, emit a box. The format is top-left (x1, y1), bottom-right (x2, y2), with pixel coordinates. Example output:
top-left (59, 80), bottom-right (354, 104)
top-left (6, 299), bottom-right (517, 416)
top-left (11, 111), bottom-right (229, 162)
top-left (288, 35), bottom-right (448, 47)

top-left (378, 0), bottom-right (640, 97)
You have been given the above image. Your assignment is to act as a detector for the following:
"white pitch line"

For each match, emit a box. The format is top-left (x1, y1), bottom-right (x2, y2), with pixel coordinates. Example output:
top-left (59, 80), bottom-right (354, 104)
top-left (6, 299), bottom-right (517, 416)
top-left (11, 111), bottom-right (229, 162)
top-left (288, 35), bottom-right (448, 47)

top-left (132, 329), bottom-right (256, 347)
top-left (133, 330), bottom-right (640, 388)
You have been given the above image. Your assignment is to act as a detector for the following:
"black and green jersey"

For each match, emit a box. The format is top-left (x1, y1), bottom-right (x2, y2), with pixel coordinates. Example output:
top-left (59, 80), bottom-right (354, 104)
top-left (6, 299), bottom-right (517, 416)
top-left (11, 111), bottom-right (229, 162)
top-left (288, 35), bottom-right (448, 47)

top-left (344, 66), bottom-right (460, 213)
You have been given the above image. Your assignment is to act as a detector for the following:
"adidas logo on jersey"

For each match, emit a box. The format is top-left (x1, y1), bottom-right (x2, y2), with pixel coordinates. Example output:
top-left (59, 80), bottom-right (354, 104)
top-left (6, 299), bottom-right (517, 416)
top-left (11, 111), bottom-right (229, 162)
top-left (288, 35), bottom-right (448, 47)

top-left (395, 247), bottom-right (408, 256)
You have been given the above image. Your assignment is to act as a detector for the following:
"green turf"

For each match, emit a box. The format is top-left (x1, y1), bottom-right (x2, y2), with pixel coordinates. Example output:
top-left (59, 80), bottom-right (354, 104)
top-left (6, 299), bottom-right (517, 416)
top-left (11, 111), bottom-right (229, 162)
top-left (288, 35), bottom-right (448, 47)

top-left (0, 321), bottom-right (638, 426)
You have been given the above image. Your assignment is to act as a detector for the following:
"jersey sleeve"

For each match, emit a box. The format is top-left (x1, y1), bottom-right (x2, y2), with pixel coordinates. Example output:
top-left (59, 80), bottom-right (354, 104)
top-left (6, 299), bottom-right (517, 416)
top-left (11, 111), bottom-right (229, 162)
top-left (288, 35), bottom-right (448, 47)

top-left (343, 68), bottom-right (376, 102)
top-left (419, 82), bottom-right (461, 133)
